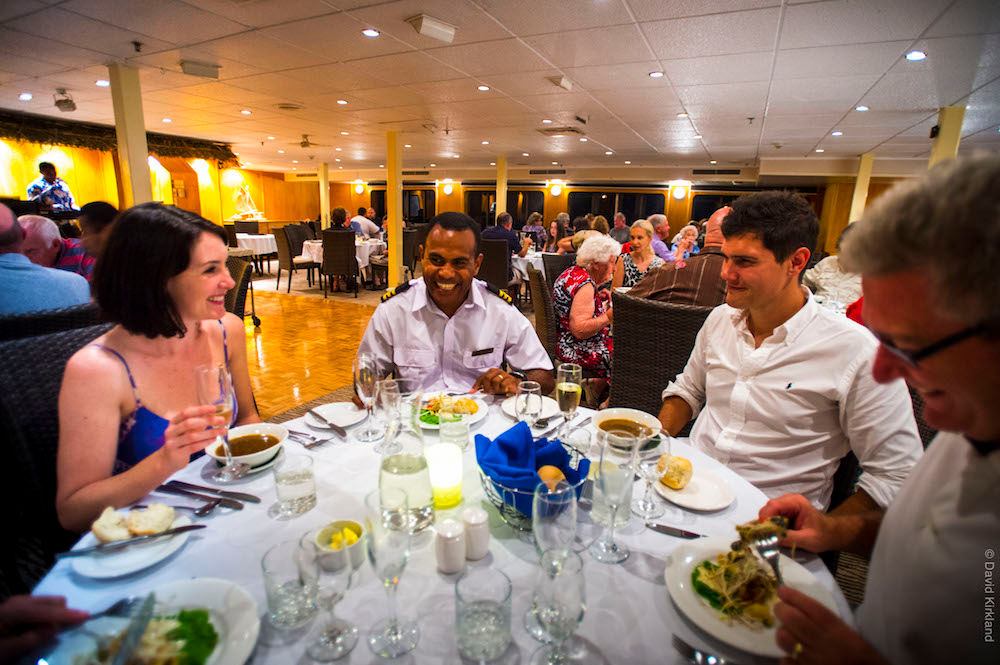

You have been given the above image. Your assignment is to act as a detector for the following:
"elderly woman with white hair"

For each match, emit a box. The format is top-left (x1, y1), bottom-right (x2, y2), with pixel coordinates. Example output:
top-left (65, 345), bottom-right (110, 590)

top-left (671, 223), bottom-right (700, 260)
top-left (552, 234), bottom-right (621, 378)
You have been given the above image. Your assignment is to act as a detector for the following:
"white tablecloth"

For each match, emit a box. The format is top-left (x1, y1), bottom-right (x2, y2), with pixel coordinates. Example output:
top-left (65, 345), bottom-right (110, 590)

top-left (302, 239), bottom-right (386, 270)
top-left (36, 405), bottom-right (850, 664)
top-left (512, 252), bottom-right (544, 282)
top-left (236, 233), bottom-right (277, 256)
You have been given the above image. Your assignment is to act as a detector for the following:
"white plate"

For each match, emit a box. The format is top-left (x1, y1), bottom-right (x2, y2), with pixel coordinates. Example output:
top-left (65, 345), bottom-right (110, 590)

top-left (212, 445), bottom-right (284, 475)
top-left (665, 537), bottom-right (838, 657)
top-left (653, 467), bottom-right (734, 511)
top-left (42, 577), bottom-right (259, 665)
top-left (305, 402), bottom-right (367, 429)
top-left (500, 394), bottom-right (560, 422)
top-left (70, 513), bottom-right (194, 579)
top-left (418, 394), bottom-right (489, 430)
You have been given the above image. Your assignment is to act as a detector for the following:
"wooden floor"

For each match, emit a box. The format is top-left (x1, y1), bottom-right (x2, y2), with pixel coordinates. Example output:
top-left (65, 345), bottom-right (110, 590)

top-left (242, 290), bottom-right (376, 420)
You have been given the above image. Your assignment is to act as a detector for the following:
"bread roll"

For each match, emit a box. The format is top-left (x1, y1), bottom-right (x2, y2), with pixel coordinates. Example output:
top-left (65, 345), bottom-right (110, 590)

top-left (127, 503), bottom-right (175, 535)
top-left (657, 454), bottom-right (693, 490)
top-left (92, 507), bottom-right (132, 543)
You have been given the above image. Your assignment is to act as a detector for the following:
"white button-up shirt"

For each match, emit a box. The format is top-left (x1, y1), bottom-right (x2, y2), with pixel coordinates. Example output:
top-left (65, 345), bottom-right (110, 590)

top-left (857, 431), bottom-right (1000, 664)
top-left (358, 278), bottom-right (553, 392)
top-left (663, 291), bottom-right (923, 509)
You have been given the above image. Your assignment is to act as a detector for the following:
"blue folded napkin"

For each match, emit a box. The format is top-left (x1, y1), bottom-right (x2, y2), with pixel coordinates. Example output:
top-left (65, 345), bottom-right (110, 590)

top-left (475, 421), bottom-right (590, 518)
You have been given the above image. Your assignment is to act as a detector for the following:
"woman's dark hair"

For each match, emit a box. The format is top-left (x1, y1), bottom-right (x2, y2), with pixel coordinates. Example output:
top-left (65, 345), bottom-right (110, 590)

top-left (428, 211), bottom-right (481, 254)
top-left (58, 221), bottom-right (81, 238)
top-left (78, 201), bottom-right (119, 233)
top-left (331, 207), bottom-right (348, 226)
top-left (554, 220), bottom-right (569, 241)
top-left (722, 191), bottom-right (819, 263)
top-left (94, 203), bottom-right (226, 339)
top-left (572, 216), bottom-right (590, 233)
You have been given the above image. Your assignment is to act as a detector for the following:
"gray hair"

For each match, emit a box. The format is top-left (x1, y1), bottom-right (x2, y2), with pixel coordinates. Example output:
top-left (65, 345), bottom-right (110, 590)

top-left (840, 154), bottom-right (1000, 326)
top-left (576, 234), bottom-right (622, 269)
top-left (682, 224), bottom-right (698, 236)
top-left (556, 212), bottom-right (570, 224)
top-left (18, 214), bottom-right (60, 246)
top-left (647, 213), bottom-right (667, 228)
top-left (631, 219), bottom-right (654, 238)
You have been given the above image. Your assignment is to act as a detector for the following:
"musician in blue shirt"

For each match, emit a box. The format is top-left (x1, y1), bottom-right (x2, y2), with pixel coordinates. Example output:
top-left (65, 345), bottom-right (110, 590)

top-left (26, 162), bottom-right (78, 212)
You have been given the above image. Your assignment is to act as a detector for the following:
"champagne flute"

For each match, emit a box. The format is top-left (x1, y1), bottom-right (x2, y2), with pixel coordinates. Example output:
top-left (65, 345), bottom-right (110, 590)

top-left (373, 379), bottom-right (401, 455)
top-left (195, 363), bottom-right (247, 482)
top-left (555, 364), bottom-right (582, 441)
top-left (300, 527), bottom-right (358, 660)
top-left (529, 550), bottom-right (586, 665)
top-left (517, 380), bottom-right (543, 428)
top-left (632, 431), bottom-right (669, 520)
top-left (589, 430), bottom-right (637, 564)
top-left (354, 353), bottom-right (381, 443)
top-left (364, 487), bottom-right (419, 658)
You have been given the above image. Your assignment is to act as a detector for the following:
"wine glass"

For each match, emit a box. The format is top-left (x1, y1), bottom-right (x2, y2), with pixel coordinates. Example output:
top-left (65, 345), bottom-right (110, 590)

top-left (299, 527), bottom-right (358, 660)
top-left (555, 364), bottom-right (582, 442)
top-left (529, 550), bottom-right (586, 665)
top-left (354, 353), bottom-right (381, 443)
top-left (532, 480), bottom-right (577, 560)
top-left (373, 379), bottom-right (402, 455)
top-left (589, 430), bottom-right (638, 564)
top-left (364, 487), bottom-right (419, 658)
top-left (195, 363), bottom-right (247, 482)
top-left (517, 380), bottom-right (543, 428)
top-left (632, 431), bottom-right (669, 520)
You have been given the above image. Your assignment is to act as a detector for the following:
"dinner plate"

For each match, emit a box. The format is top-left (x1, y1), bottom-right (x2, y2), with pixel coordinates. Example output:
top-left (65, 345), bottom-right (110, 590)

top-left (665, 537), bottom-right (838, 658)
top-left (500, 394), bottom-right (560, 422)
top-left (653, 467), bottom-right (734, 511)
top-left (418, 394), bottom-right (489, 429)
top-left (305, 402), bottom-right (367, 430)
top-left (41, 577), bottom-right (259, 665)
top-left (70, 513), bottom-right (194, 579)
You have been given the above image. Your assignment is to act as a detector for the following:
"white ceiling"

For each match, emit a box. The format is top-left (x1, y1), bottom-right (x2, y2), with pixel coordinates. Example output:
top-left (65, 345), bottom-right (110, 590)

top-left (1, 0), bottom-right (998, 181)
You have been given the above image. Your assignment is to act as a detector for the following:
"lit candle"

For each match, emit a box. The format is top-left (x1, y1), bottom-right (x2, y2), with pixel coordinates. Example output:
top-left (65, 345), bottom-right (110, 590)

top-left (424, 442), bottom-right (463, 509)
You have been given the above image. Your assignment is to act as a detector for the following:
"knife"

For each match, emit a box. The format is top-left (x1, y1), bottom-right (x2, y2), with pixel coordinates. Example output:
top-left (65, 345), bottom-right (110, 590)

top-left (112, 593), bottom-right (156, 665)
top-left (646, 522), bottom-right (704, 539)
top-left (165, 480), bottom-right (261, 503)
top-left (308, 408), bottom-right (348, 438)
top-left (156, 485), bottom-right (244, 509)
top-left (56, 525), bottom-right (206, 558)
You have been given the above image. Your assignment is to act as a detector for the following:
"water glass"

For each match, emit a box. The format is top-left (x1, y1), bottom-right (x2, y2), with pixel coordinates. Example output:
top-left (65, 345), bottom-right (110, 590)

top-left (262, 539), bottom-right (317, 630)
top-left (516, 380), bottom-right (543, 428)
top-left (299, 527), bottom-right (358, 660)
top-left (589, 431), bottom-right (638, 564)
top-left (439, 416), bottom-right (471, 451)
top-left (632, 432), bottom-right (669, 520)
top-left (373, 379), bottom-right (401, 455)
top-left (532, 480), bottom-right (577, 560)
top-left (455, 567), bottom-right (513, 662)
top-left (555, 364), bottom-right (582, 441)
top-left (270, 453), bottom-right (317, 519)
top-left (529, 550), bottom-right (585, 665)
top-left (354, 353), bottom-right (381, 443)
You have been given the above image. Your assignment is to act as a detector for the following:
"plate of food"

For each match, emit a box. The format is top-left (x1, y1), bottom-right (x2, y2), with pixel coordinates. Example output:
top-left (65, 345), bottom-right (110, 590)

top-left (664, 519), bottom-right (838, 657)
top-left (652, 455), bottom-right (734, 511)
top-left (45, 577), bottom-right (259, 665)
top-left (500, 394), bottom-right (560, 423)
top-left (418, 394), bottom-right (488, 429)
top-left (71, 505), bottom-right (195, 579)
top-left (305, 402), bottom-right (367, 430)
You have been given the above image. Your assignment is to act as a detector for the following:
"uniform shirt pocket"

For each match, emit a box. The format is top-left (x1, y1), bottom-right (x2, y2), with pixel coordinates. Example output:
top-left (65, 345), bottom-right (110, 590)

top-left (463, 347), bottom-right (503, 370)
top-left (393, 347), bottom-right (436, 370)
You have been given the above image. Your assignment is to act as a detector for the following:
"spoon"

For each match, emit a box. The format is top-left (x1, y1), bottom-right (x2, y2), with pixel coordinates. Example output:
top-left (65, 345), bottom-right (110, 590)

top-left (131, 498), bottom-right (222, 517)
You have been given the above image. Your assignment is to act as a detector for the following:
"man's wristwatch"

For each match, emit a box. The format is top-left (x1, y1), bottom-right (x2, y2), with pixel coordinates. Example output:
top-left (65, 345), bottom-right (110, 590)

top-left (506, 369), bottom-right (526, 382)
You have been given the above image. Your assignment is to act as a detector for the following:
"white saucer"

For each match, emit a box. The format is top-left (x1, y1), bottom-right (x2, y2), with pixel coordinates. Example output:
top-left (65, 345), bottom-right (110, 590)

top-left (305, 402), bottom-right (367, 430)
top-left (500, 395), bottom-right (561, 422)
top-left (653, 467), bottom-right (734, 511)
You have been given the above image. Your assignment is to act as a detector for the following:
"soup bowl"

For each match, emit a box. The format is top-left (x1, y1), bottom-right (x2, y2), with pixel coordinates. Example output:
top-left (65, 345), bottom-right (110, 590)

top-left (205, 422), bottom-right (288, 468)
top-left (590, 408), bottom-right (661, 450)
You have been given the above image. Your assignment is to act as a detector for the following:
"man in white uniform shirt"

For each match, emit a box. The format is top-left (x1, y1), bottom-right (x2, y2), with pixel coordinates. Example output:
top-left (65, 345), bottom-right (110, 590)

top-left (358, 212), bottom-right (554, 395)
top-left (350, 207), bottom-right (380, 237)
top-left (759, 156), bottom-right (999, 664)
top-left (659, 191), bottom-right (922, 512)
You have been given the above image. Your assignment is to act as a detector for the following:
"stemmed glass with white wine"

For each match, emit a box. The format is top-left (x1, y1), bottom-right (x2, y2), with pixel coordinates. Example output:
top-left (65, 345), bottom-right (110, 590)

top-left (195, 362), bottom-right (247, 482)
top-left (589, 430), bottom-right (638, 564)
top-left (555, 363), bottom-right (582, 441)
top-left (353, 353), bottom-right (381, 443)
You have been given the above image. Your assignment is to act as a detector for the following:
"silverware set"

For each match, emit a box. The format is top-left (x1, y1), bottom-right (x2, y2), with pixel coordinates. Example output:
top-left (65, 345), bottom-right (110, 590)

top-left (288, 429), bottom-right (336, 449)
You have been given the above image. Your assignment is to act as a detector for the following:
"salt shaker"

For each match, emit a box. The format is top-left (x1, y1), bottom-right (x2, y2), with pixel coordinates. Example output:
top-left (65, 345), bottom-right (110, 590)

top-left (435, 519), bottom-right (466, 574)
top-left (462, 507), bottom-right (490, 560)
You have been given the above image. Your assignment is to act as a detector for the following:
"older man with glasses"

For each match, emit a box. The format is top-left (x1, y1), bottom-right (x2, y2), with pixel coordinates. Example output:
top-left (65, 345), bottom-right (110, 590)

top-left (759, 155), bottom-right (1000, 665)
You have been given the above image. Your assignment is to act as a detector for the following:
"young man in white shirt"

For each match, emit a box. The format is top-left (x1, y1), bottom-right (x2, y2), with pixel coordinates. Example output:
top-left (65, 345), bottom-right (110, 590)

top-left (759, 155), bottom-right (1000, 665)
top-left (659, 191), bottom-right (922, 513)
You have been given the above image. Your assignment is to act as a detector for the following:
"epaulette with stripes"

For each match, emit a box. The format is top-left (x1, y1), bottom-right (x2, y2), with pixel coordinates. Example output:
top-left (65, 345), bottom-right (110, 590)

top-left (381, 280), bottom-right (413, 302)
top-left (485, 282), bottom-right (514, 305)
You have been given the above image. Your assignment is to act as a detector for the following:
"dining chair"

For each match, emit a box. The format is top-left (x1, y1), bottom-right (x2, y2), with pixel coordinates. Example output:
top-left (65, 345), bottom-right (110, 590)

top-left (284, 224), bottom-right (320, 287)
top-left (401, 228), bottom-right (418, 280)
top-left (527, 265), bottom-right (557, 362)
top-left (541, 252), bottom-right (577, 293)
top-left (224, 256), bottom-right (252, 319)
top-left (320, 229), bottom-right (359, 298)
top-left (233, 220), bottom-right (259, 234)
top-left (478, 238), bottom-right (512, 294)
top-left (0, 302), bottom-right (102, 342)
top-left (224, 223), bottom-right (238, 248)
top-left (300, 221), bottom-right (317, 240)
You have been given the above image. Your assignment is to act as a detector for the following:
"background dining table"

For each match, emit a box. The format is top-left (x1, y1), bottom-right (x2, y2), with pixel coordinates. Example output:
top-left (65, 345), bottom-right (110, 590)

top-left (511, 250), bottom-right (545, 283)
top-left (236, 232), bottom-right (278, 256)
top-left (34, 403), bottom-right (852, 665)
top-left (302, 237), bottom-right (386, 271)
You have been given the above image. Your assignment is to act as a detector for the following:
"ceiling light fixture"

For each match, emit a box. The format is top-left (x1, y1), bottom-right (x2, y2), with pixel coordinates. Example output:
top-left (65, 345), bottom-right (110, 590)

top-left (452, 154), bottom-right (460, 158)
top-left (905, 50), bottom-right (926, 61)
top-left (240, 109), bottom-right (251, 115)
top-left (855, 105), bottom-right (869, 112)
top-left (490, 162), bottom-right (496, 165)
top-left (648, 71), bottom-right (664, 78)
top-left (278, 149), bottom-right (285, 153)
top-left (335, 158), bottom-right (341, 162)
top-left (477, 85), bottom-right (490, 91)
top-left (404, 144), bottom-right (412, 148)
top-left (18, 92), bottom-right (32, 101)
top-left (832, 130), bottom-right (843, 136)
top-left (815, 148), bottom-right (825, 153)
top-left (542, 118), bottom-right (552, 124)
top-left (604, 151), bottom-right (612, 155)
top-left (292, 160), bottom-right (298, 163)
top-left (341, 131), bottom-right (349, 135)
top-left (710, 160), bottom-right (717, 164)
top-left (522, 152), bottom-right (529, 156)
top-left (162, 118), bottom-right (171, 123)
top-left (362, 28), bottom-right (380, 37)
top-left (551, 161), bottom-right (558, 165)
top-left (550, 183), bottom-right (562, 196)
top-left (95, 79), bottom-right (110, 87)
top-left (335, 147), bottom-right (342, 151)
top-left (355, 182), bottom-right (366, 194)
top-left (579, 137), bottom-right (587, 142)
top-left (481, 140), bottom-right (489, 145)
top-left (267, 136), bottom-right (275, 140)
top-left (693, 134), bottom-right (702, 139)
top-left (406, 13), bottom-right (457, 43)
top-left (443, 183), bottom-right (454, 195)
top-left (676, 112), bottom-right (688, 118)
top-left (336, 99), bottom-right (348, 105)
top-left (292, 167), bottom-right (297, 170)
top-left (430, 163), bottom-right (437, 167)
top-left (624, 160), bottom-right (631, 164)
top-left (180, 60), bottom-right (221, 79)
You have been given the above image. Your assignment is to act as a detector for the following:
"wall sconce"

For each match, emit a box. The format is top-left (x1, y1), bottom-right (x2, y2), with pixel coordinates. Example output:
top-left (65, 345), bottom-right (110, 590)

top-left (354, 183), bottom-right (365, 194)
top-left (550, 183), bottom-right (562, 196)
top-left (669, 179), bottom-right (692, 200)
top-left (443, 183), bottom-right (454, 195)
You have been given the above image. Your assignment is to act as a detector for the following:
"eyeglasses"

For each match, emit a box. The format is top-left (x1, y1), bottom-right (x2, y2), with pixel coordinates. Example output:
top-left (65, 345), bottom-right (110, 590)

top-left (874, 323), bottom-right (985, 367)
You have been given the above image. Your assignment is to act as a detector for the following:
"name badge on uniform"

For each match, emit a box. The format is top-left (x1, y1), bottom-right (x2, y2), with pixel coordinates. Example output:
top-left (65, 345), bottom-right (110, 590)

top-left (471, 348), bottom-right (494, 357)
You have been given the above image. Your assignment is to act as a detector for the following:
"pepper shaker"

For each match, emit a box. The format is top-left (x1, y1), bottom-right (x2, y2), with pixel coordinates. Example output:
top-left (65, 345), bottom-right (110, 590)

top-left (435, 519), bottom-right (466, 574)
top-left (462, 506), bottom-right (490, 560)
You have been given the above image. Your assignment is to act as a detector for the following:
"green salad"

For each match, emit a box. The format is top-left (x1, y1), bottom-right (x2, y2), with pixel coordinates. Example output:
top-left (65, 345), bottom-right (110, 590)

top-left (419, 409), bottom-right (439, 425)
top-left (167, 609), bottom-right (219, 665)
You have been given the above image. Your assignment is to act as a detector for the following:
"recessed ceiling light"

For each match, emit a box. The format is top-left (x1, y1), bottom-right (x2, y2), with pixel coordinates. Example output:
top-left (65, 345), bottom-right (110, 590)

top-left (240, 109), bottom-right (251, 115)
top-left (233, 152), bottom-right (239, 156)
top-left (338, 166), bottom-right (343, 169)
top-left (335, 147), bottom-right (342, 151)
top-left (336, 99), bottom-right (348, 105)
top-left (832, 130), bottom-right (843, 136)
top-left (278, 149), bottom-right (285, 153)
top-left (677, 113), bottom-right (689, 119)
top-left (335, 158), bottom-right (341, 162)
top-left (340, 131), bottom-right (349, 135)
top-left (379, 164), bottom-right (384, 168)
top-left (95, 79), bottom-right (110, 87)
top-left (905, 50), bottom-right (926, 61)
top-left (522, 152), bottom-right (529, 156)
top-left (292, 160), bottom-right (298, 163)
top-left (477, 85), bottom-right (490, 91)
top-left (362, 28), bottom-right (380, 37)
top-left (430, 163), bottom-right (437, 167)
top-left (710, 160), bottom-right (717, 164)
top-left (648, 71), bottom-right (664, 78)
top-left (161, 118), bottom-right (171, 123)
top-left (292, 167), bottom-right (297, 170)
top-left (267, 136), bottom-right (275, 140)
top-left (551, 161), bottom-right (558, 165)
top-left (855, 105), bottom-right (869, 112)
top-left (542, 119), bottom-right (552, 124)
top-left (18, 92), bottom-right (32, 101)
top-left (815, 148), bottom-right (825, 153)
top-left (693, 134), bottom-right (702, 139)
top-left (490, 162), bottom-right (496, 165)
top-left (404, 144), bottom-right (412, 148)
top-left (579, 137), bottom-right (588, 142)
top-left (624, 161), bottom-right (631, 165)
top-left (452, 154), bottom-right (460, 158)
top-left (481, 140), bottom-right (489, 145)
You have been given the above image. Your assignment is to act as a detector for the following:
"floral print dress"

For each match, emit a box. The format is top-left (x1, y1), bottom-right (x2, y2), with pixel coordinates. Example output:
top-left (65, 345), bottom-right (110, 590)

top-left (553, 266), bottom-right (613, 377)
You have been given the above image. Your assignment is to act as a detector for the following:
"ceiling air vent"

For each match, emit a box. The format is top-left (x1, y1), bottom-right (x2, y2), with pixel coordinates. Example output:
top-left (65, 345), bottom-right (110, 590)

top-left (274, 102), bottom-right (304, 111)
top-left (529, 169), bottom-right (566, 175)
top-left (292, 173), bottom-right (316, 179)
top-left (536, 127), bottom-right (584, 137)
top-left (402, 170), bottom-right (429, 175)
top-left (692, 168), bottom-right (741, 175)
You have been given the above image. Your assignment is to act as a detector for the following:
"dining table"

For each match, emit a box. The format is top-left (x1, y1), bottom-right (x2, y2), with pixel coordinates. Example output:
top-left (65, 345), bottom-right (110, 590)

top-left (511, 250), bottom-right (545, 283)
top-left (34, 402), bottom-right (852, 665)
top-left (236, 233), bottom-right (278, 257)
top-left (302, 238), bottom-right (386, 271)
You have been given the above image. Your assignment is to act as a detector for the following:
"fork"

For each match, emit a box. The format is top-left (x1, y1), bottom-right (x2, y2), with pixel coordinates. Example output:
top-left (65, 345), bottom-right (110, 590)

top-left (288, 431), bottom-right (333, 449)
top-left (753, 534), bottom-right (783, 585)
top-left (672, 634), bottom-right (745, 665)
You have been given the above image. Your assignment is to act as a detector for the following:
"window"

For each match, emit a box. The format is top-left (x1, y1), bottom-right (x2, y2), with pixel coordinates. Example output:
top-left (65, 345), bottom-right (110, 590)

top-left (617, 193), bottom-right (665, 222)
top-left (568, 191), bottom-right (664, 223)
top-left (568, 191), bottom-right (615, 221)
top-left (465, 190), bottom-right (544, 228)
top-left (370, 189), bottom-right (436, 223)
